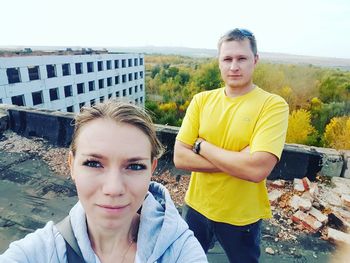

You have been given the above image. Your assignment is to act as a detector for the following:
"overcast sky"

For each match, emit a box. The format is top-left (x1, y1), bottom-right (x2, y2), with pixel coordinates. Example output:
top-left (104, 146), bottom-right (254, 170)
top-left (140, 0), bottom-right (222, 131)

top-left (1, 0), bottom-right (349, 58)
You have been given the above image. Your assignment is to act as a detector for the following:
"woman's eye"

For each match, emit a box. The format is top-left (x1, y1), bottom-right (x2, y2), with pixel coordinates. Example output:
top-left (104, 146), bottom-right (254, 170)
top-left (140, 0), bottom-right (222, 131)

top-left (127, 163), bottom-right (146, 171)
top-left (83, 160), bottom-right (103, 168)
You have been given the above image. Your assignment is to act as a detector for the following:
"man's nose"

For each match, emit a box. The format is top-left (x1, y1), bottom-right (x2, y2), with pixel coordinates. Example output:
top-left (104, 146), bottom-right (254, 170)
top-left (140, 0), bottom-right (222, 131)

top-left (230, 60), bottom-right (239, 70)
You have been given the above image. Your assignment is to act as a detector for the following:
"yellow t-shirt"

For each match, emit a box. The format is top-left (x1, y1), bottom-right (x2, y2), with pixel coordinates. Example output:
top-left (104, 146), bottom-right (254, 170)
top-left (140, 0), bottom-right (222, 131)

top-left (176, 87), bottom-right (289, 225)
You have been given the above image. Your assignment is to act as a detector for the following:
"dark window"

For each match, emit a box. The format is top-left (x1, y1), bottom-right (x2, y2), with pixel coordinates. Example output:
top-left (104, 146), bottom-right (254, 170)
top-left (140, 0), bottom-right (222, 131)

top-left (116, 91), bottom-right (120, 97)
top-left (11, 95), bottom-right (25, 106)
top-left (140, 84), bottom-right (143, 91)
top-left (135, 98), bottom-right (138, 104)
top-left (140, 58), bottom-right (143, 65)
top-left (134, 72), bottom-right (138, 80)
top-left (122, 59), bottom-right (126, 68)
top-left (100, 96), bottom-right (104, 103)
top-left (107, 60), bottom-right (112, 70)
top-left (134, 58), bottom-right (138, 66)
top-left (87, 62), bottom-right (94, 72)
top-left (129, 87), bottom-right (132, 95)
top-left (67, 106), bottom-right (74, 112)
top-left (135, 85), bottom-right (138, 93)
top-left (98, 61), bottom-right (103, 71)
top-left (62, 64), bottom-right (71, 76)
top-left (49, 88), bottom-right (59, 101)
top-left (90, 99), bottom-right (95, 106)
top-left (32, 91), bottom-right (43, 105)
top-left (7, 68), bottom-right (21, 84)
top-left (123, 89), bottom-right (126, 96)
top-left (140, 96), bottom-right (143, 103)
top-left (28, 66), bottom-right (40, 80)
top-left (115, 75), bottom-right (120, 84)
top-left (88, 81), bottom-right (95, 91)
top-left (75, 63), bottom-right (83, 74)
top-left (114, 60), bottom-right (119, 68)
top-left (79, 102), bottom-right (85, 109)
top-left (122, 74), bottom-right (126, 83)
top-left (77, 83), bottom-right (85, 94)
top-left (0, 98), bottom-right (2, 104)
top-left (108, 93), bottom-right (112, 99)
top-left (98, 79), bottom-right (104, 89)
top-left (64, 85), bottom-right (73, 97)
top-left (46, 64), bottom-right (56, 78)
top-left (107, 77), bottom-right (112, 87)
top-left (140, 71), bottom-right (144, 78)
top-left (128, 58), bottom-right (132, 67)
top-left (128, 73), bottom-right (133, 81)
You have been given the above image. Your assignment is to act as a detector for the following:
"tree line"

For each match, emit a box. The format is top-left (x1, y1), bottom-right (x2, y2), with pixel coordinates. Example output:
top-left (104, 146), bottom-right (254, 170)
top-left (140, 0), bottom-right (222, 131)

top-left (145, 55), bottom-right (350, 149)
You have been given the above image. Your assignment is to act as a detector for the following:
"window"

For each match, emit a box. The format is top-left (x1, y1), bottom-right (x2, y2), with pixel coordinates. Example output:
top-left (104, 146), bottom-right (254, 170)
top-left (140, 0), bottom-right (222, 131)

top-left (140, 58), bottom-right (144, 65)
top-left (64, 85), bottom-right (73, 97)
top-left (114, 60), bottom-right (119, 68)
top-left (100, 96), bottom-right (104, 103)
top-left (122, 59), bottom-right (126, 68)
top-left (128, 59), bottom-right (132, 67)
top-left (28, 66), bottom-right (40, 80)
top-left (77, 83), bottom-right (85, 94)
top-left (134, 72), bottom-right (138, 80)
top-left (79, 102), bottom-right (85, 109)
top-left (115, 75), bottom-right (120, 84)
top-left (140, 71), bottom-right (144, 78)
top-left (140, 97), bottom-right (143, 103)
top-left (107, 77), bottom-right (112, 87)
top-left (90, 99), bottom-right (95, 106)
top-left (140, 84), bottom-right (143, 91)
top-left (98, 61), bottom-right (103, 71)
top-left (0, 99), bottom-right (2, 104)
top-left (122, 74), bottom-right (126, 83)
top-left (46, 64), bottom-right (57, 78)
top-left (11, 95), bottom-right (25, 106)
top-left (135, 98), bottom-right (138, 104)
top-left (67, 106), bottom-right (74, 112)
top-left (134, 58), bottom-right (138, 66)
top-left (107, 60), bottom-right (112, 70)
top-left (87, 62), bottom-right (94, 73)
top-left (32, 91), bottom-right (43, 105)
top-left (108, 93), bottom-right (112, 99)
top-left (128, 73), bottom-right (133, 81)
top-left (134, 85), bottom-right (138, 93)
top-left (88, 81), bottom-right (95, 91)
top-left (49, 88), bottom-right (59, 101)
top-left (62, 64), bottom-right (71, 76)
top-left (129, 87), bottom-right (132, 95)
top-left (123, 89), bottom-right (126, 96)
top-left (98, 79), bottom-right (104, 89)
top-left (7, 68), bottom-right (21, 84)
top-left (75, 63), bottom-right (83, 74)
top-left (116, 91), bottom-right (120, 97)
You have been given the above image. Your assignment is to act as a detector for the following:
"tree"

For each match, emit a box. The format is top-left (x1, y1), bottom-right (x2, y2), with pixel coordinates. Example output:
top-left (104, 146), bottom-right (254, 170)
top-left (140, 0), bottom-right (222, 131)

top-left (323, 116), bottom-right (350, 150)
top-left (286, 109), bottom-right (316, 145)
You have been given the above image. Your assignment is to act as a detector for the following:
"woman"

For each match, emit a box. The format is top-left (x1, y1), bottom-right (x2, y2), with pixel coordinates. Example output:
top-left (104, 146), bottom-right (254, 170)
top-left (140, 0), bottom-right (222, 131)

top-left (0, 100), bottom-right (207, 263)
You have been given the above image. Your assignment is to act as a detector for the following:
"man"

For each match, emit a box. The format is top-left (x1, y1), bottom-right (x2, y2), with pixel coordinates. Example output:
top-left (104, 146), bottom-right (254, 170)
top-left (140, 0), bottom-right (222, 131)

top-left (174, 28), bottom-right (289, 262)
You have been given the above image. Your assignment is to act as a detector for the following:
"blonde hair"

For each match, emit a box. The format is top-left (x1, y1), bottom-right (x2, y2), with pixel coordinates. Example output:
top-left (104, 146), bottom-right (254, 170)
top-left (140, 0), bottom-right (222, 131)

top-left (70, 100), bottom-right (164, 160)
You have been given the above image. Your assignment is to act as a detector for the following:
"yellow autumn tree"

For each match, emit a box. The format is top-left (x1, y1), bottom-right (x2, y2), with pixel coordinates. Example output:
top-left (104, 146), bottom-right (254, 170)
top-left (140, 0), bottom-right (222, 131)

top-left (324, 116), bottom-right (350, 150)
top-left (286, 109), bottom-right (316, 144)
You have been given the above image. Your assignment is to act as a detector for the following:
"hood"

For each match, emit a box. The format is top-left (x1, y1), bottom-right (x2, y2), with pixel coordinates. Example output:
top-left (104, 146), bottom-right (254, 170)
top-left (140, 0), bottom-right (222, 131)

top-left (136, 181), bottom-right (189, 262)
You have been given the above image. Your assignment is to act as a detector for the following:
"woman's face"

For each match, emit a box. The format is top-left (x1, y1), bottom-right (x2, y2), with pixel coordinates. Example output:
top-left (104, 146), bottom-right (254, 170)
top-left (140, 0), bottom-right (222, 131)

top-left (69, 118), bottom-right (157, 230)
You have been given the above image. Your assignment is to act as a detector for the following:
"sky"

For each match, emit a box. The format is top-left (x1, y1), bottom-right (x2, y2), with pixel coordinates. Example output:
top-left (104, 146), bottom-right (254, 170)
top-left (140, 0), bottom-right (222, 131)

top-left (1, 0), bottom-right (350, 59)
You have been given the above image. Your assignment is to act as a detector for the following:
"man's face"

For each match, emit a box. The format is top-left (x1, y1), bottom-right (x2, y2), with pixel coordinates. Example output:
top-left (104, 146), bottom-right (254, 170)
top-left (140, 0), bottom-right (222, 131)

top-left (218, 39), bottom-right (258, 90)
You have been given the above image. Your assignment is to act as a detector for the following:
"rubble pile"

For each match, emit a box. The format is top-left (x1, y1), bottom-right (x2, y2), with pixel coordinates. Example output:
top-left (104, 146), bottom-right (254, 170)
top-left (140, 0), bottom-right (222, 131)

top-left (268, 176), bottom-right (350, 246)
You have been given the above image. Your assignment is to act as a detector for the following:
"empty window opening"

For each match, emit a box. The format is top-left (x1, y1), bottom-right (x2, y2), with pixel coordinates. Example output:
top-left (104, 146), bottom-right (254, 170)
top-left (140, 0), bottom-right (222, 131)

top-left (134, 85), bottom-right (138, 93)
top-left (67, 105), bottom-right (74, 112)
top-left (123, 89), bottom-right (126, 96)
top-left (75, 63), bottom-right (83, 74)
top-left (140, 58), bottom-right (144, 65)
top-left (129, 87), bottom-right (132, 95)
top-left (107, 77), bottom-right (112, 87)
top-left (128, 59), bottom-right (132, 67)
top-left (122, 74), bottom-right (126, 83)
top-left (62, 64), bottom-right (71, 76)
top-left (115, 75), bottom-right (120, 84)
top-left (107, 60), bottom-right (112, 70)
top-left (140, 97), bottom-right (143, 103)
top-left (116, 91), bottom-right (120, 97)
top-left (98, 79), bottom-right (104, 89)
top-left (134, 72), bottom-right (138, 80)
top-left (49, 88), bottom-right (59, 101)
top-left (87, 62), bottom-right (94, 73)
top-left (98, 61), bottom-right (103, 71)
top-left (114, 60), bottom-right (119, 68)
top-left (77, 83), bottom-right (85, 94)
top-left (122, 59), bottom-right (126, 68)
top-left (140, 84), bottom-right (143, 91)
top-left (7, 68), bottom-right (21, 84)
top-left (64, 85), bottom-right (73, 97)
top-left (90, 99), bottom-right (95, 106)
top-left (128, 73), bottom-right (133, 81)
top-left (100, 96), bottom-right (104, 103)
top-left (140, 71), bottom-right (144, 78)
top-left (46, 64), bottom-right (57, 78)
top-left (88, 81), bottom-right (95, 91)
top-left (134, 58), bottom-right (138, 66)
top-left (32, 91), bottom-right (43, 105)
top-left (11, 95), bottom-right (25, 106)
top-left (28, 66), bottom-right (40, 81)
top-left (79, 102), bottom-right (85, 109)
top-left (108, 93), bottom-right (112, 99)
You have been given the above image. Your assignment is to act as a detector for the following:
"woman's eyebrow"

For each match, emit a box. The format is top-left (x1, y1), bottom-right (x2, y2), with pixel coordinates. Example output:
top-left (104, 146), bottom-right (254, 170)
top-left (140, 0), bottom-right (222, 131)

top-left (81, 153), bottom-right (105, 159)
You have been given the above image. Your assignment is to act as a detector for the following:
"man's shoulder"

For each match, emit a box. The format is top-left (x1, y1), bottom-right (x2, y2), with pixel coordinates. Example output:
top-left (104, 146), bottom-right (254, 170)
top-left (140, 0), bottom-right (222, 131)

top-left (193, 87), bottom-right (223, 100)
top-left (255, 87), bottom-right (288, 105)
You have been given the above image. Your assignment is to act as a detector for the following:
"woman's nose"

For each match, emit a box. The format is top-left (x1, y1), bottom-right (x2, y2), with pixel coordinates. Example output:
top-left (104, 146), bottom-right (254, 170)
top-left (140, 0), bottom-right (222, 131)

top-left (102, 170), bottom-right (126, 196)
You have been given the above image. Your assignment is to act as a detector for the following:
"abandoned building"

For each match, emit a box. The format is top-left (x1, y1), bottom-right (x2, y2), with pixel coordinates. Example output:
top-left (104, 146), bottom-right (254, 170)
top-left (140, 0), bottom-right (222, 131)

top-left (0, 50), bottom-right (145, 113)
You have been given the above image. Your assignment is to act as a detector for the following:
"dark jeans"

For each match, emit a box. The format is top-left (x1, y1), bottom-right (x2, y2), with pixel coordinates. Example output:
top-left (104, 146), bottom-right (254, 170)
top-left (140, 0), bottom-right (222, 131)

top-left (183, 205), bottom-right (261, 263)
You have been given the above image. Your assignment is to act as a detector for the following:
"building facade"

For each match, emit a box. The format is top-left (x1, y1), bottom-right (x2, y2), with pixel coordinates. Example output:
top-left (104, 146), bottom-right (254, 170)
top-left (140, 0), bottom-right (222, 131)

top-left (0, 51), bottom-right (145, 113)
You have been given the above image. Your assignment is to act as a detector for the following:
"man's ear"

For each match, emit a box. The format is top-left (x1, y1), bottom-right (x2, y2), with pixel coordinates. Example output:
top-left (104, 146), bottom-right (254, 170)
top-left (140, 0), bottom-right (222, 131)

top-left (68, 151), bottom-right (75, 180)
top-left (151, 159), bottom-right (158, 174)
top-left (254, 54), bottom-right (259, 65)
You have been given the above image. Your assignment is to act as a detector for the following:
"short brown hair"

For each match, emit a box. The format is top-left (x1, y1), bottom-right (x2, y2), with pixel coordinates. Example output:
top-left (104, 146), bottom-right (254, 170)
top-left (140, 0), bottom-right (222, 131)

top-left (218, 28), bottom-right (257, 56)
top-left (70, 100), bottom-right (164, 160)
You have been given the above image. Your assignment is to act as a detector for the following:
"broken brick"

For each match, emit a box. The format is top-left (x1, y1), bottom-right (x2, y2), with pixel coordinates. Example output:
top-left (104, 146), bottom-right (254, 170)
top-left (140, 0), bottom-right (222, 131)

top-left (294, 178), bottom-right (305, 192)
top-left (341, 194), bottom-right (350, 208)
top-left (270, 179), bottom-right (286, 188)
top-left (308, 207), bottom-right (328, 224)
top-left (302, 177), bottom-right (311, 191)
top-left (292, 210), bottom-right (323, 232)
top-left (269, 189), bottom-right (283, 205)
top-left (327, 227), bottom-right (350, 246)
top-left (309, 183), bottom-right (319, 197)
top-left (290, 195), bottom-right (312, 211)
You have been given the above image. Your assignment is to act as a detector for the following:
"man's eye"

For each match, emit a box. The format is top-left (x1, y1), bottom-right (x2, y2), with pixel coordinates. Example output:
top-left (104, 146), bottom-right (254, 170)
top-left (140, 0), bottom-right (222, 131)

top-left (239, 57), bottom-right (247, 61)
top-left (83, 160), bottom-right (103, 168)
top-left (127, 163), bottom-right (146, 171)
top-left (223, 58), bottom-right (231, 62)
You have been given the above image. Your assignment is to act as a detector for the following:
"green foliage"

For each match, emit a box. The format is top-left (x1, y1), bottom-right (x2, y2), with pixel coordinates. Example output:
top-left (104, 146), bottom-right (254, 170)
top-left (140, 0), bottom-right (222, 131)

top-left (319, 71), bottom-right (350, 103)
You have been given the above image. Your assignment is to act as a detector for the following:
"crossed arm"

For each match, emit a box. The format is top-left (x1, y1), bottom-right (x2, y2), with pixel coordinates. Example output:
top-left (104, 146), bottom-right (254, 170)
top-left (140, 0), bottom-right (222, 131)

top-left (173, 139), bottom-right (278, 183)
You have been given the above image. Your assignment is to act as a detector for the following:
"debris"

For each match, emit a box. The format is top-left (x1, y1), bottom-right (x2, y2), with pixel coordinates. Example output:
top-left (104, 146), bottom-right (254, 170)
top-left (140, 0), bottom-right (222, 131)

top-left (265, 247), bottom-right (275, 255)
top-left (327, 227), bottom-right (350, 246)
top-left (302, 177), bottom-right (311, 191)
top-left (270, 179), bottom-right (286, 188)
top-left (341, 194), bottom-right (350, 208)
top-left (293, 178), bottom-right (305, 192)
top-left (292, 210), bottom-right (323, 233)
top-left (308, 207), bottom-right (328, 224)
top-left (269, 189), bottom-right (283, 205)
top-left (290, 195), bottom-right (312, 211)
